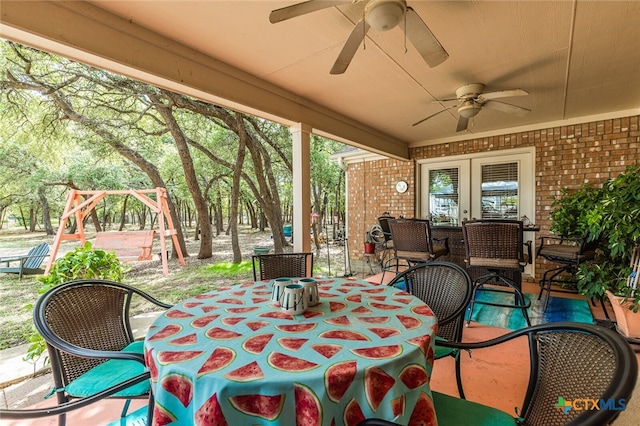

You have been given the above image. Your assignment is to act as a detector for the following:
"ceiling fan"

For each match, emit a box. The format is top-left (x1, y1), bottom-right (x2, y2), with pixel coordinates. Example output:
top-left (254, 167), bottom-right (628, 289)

top-left (412, 83), bottom-right (531, 132)
top-left (269, 0), bottom-right (448, 74)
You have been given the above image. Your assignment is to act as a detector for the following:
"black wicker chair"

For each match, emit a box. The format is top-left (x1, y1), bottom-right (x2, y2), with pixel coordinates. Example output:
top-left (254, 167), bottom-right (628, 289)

top-left (382, 219), bottom-right (449, 281)
top-left (376, 215), bottom-right (395, 261)
top-left (252, 252), bottom-right (313, 280)
top-left (388, 261), bottom-right (472, 398)
top-left (462, 219), bottom-right (532, 327)
top-left (33, 279), bottom-right (172, 426)
top-left (434, 322), bottom-right (637, 426)
top-left (536, 233), bottom-right (598, 312)
top-left (359, 322), bottom-right (637, 426)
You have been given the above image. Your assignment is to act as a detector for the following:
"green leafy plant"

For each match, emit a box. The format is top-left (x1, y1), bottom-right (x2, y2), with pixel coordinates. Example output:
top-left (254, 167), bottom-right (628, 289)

top-left (24, 242), bottom-right (127, 366)
top-left (560, 164), bottom-right (640, 311)
top-left (549, 184), bottom-right (601, 238)
top-left (36, 242), bottom-right (126, 294)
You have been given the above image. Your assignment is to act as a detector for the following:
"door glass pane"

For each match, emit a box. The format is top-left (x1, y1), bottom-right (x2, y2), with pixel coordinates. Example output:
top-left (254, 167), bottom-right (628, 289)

top-left (429, 168), bottom-right (459, 225)
top-left (481, 162), bottom-right (518, 219)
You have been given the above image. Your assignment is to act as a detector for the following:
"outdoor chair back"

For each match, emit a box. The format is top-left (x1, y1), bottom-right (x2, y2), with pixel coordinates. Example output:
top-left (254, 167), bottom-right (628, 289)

top-left (388, 261), bottom-right (472, 397)
top-left (462, 219), bottom-right (532, 327)
top-left (0, 242), bottom-right (50, 279)
top-left (360, 322), bottom-right (637, 426)
top-left (435, 322), bottom-right (638, 426)
top-left (388, 219), bottom-right (449, 264)
top-left (252, 252), bottom-right (313, 280)
top-left (33, 279), bottom-right (172, 426)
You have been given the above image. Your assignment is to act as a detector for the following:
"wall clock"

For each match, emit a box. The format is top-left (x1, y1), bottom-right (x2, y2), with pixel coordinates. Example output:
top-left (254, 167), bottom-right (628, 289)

top-left (395, 181), bottom-right (408, 193)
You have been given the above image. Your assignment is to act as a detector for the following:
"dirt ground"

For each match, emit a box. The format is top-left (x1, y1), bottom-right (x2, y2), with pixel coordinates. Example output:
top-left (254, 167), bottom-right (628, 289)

top-left (0, 224), bottom-right (360, 350)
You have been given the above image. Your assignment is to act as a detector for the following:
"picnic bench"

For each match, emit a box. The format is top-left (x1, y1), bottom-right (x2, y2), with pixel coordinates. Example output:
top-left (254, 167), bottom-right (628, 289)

top-left (94, 230), bottom-right (155, 262)
top-left (0, 242), bottom-right (50, 279)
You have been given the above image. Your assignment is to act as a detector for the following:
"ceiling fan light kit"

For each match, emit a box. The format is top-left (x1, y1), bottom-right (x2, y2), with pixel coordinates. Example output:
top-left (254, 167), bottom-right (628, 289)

top-left (366, 0), bottom-right (407, 31)
top-left (458, 101), bottom-right (482, 119)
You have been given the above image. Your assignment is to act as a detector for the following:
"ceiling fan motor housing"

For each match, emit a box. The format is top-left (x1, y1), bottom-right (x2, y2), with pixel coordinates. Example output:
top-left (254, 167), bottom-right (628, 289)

top-left (455, 83), bottom-right (485, 100)
top-left (366, 0), bottom-right (408, 31)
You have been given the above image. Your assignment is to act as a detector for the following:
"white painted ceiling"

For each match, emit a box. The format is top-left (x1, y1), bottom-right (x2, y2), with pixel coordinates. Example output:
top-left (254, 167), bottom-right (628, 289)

top-left (11, 1), bottom-right (640, 148)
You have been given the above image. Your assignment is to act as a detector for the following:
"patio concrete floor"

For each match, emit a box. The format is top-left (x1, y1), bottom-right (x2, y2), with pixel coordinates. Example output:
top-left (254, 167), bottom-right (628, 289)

top-left (1, 279), bottom-right (638, 425)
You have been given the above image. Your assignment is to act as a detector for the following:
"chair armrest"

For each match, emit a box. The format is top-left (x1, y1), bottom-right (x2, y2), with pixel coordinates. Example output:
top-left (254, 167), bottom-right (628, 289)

top-left (39, 329), bottom-right (147, 365)
top-left (0, 372), bottom-right (149, 419)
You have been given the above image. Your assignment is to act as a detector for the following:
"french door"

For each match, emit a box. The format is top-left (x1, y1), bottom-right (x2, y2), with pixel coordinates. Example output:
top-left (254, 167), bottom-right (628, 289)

top-left (418, 148), bottom-right (536, 274)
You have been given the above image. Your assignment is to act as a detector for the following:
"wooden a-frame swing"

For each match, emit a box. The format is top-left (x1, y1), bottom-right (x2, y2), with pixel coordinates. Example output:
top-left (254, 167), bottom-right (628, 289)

top-left (45, 188), bottom-right (185, 277)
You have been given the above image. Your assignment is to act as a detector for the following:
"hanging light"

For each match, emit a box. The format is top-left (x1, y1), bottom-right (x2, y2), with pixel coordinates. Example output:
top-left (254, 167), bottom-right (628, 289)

top-left (458, 100), bottom-right (482, 119)
top-left (366, 0), bottom-right (407, 32)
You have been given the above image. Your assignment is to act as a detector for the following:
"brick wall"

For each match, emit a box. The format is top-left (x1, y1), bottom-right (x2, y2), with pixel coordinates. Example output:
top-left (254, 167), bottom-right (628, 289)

top-left (346, 114), bottom-right (640, 280)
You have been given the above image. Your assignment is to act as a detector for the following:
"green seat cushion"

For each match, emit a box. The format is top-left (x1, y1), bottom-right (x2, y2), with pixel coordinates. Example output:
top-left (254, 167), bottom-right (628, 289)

top-left (434, 336), bottom-right (457, 359)
top-left (433, 391), bottom-right (517, 426)
top-left (392, 278), bottom-right (408, 291)
top-left (105, 405), bottom-right (149, 426)
top-left (65, 340), bottom-right (149, 398)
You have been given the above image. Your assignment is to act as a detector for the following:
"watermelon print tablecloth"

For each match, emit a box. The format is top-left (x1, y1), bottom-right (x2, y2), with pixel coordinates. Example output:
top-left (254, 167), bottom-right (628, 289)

top-left (144, 278), bottom-right (438, 426)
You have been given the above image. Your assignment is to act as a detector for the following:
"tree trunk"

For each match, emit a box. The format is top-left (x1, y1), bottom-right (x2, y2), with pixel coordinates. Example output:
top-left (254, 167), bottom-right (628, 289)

top-left (119, 194), bottom-right (129, 231)
top-left (39, 187), bottom-right (54, 235)
top-left (229, 118), bottom-right (248, 262)
top-left (152, 92), bottom-right (212, 258)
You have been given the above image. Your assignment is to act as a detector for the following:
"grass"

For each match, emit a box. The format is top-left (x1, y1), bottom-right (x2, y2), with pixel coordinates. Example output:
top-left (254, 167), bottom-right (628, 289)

top-left (0, 226), bottom-right (349, 352)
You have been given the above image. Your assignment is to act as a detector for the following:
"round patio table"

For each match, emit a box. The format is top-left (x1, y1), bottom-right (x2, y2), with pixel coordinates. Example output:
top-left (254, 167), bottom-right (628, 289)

top-left (144, 277), bottom-right (438, 426)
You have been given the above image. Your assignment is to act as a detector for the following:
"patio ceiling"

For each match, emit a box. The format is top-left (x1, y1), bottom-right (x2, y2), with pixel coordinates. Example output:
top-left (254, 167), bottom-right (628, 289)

top-left (2, 1), bottom-right (640, 160)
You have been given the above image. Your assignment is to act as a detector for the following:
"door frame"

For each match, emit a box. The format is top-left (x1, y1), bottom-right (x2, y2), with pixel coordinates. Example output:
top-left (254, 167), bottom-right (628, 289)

top-left (416, 146), bottom-right (536, 276)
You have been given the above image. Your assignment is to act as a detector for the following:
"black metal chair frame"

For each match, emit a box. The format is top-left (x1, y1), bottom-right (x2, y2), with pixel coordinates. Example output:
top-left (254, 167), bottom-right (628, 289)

top-left (376, 215), bottom-right (395, 263)
top-left (33, 279), bottom-right (172, 426)
top-left (0, 374), bottom-right (149, 422)
top-left (462, 219), bottom-right (532, 327)
top-left (536, 233), bottom-right (599, 312)
top-left (436, 322), bottom-right (638, 426)
top-left (388, 261), bottom-right (472, 398)
top-left (358, 322), bottom-right (638, 426)
top-left (252, 252), bottom-right (314, 280)
top-left (382, 219), bottom-right (449, 282)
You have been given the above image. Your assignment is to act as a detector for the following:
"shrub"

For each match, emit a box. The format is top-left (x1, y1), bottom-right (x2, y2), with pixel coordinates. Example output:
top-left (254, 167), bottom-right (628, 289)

top-left (24, 242), bottom-right (126, 366)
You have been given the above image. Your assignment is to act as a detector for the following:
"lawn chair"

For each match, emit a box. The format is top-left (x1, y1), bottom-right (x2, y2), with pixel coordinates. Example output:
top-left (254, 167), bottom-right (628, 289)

top-left (359, 322), bottom-right (638, 426)
top-left (0, 242), bottom-right (50, 279)
top-left (388, 261), bottom-right (472, 398)
top-left (252, 252), bottom-right (314, 280)
top-left (33, 279), bottom-right (172, 426)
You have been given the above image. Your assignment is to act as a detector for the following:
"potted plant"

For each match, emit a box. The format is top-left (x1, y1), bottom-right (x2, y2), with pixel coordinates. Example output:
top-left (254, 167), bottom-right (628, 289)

top-left (547, 164), bottom-right (640, 338)
top-left (23, 242), bottom-right (127, 366)
top-left (364, 231), bottom-right (376, 254)
top-left (579, 163), bottom-right (640, 337)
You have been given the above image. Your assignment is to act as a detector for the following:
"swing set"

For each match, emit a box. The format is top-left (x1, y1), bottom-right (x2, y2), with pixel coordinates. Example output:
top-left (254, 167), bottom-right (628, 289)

top-left (45, 188), bottom-right (185, 277)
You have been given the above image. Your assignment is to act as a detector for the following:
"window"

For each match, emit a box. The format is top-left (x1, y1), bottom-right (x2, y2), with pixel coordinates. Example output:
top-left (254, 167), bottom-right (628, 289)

top-left (480, 162), bottom-right (519, 219)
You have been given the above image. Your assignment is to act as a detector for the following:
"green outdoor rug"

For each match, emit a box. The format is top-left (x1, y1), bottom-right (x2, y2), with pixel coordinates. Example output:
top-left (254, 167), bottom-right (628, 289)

top-left (465, 290), bottom-right (595, 331)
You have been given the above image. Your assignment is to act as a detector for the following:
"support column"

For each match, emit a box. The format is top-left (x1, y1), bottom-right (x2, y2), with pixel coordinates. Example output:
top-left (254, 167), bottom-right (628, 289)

top-left (291, 123), bottom-right (312, 253)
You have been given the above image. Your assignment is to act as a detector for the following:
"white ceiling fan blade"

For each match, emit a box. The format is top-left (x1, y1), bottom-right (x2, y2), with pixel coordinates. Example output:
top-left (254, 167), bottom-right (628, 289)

top-left (330, 19), bottom-right (371, 74)
top-left (269, 0), bottom-right (350, 23)
top-left (477, 89), bottom-right (529, 102)
top-left (456, 115), bottom-right (469, 132)
top-left (403, 7), bottom-right (448, 68)
top-left (483, 100), bottom-right (531, 117)
top-left (412, 105), bottom-right (457, 126)
top-left (431, 96), bottom-right (459, 103)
